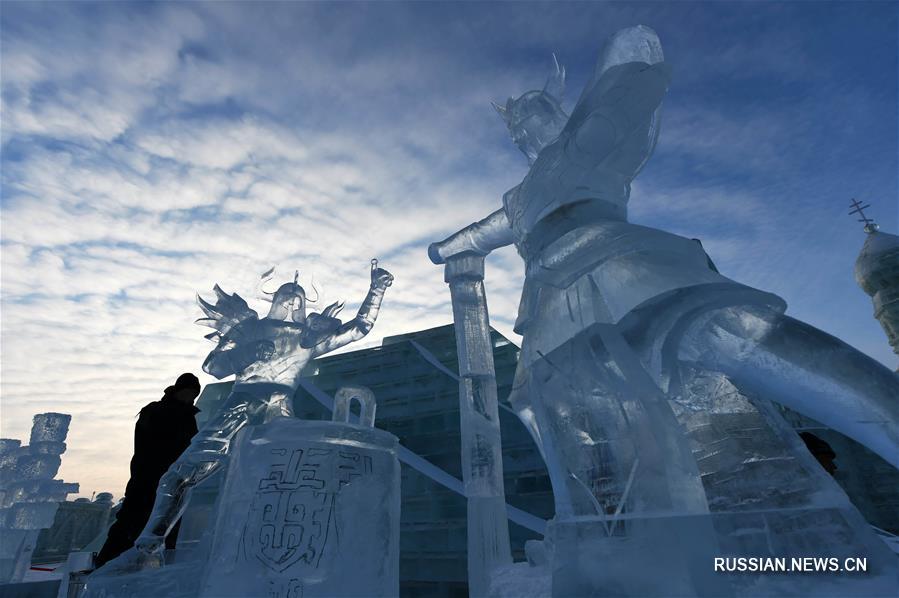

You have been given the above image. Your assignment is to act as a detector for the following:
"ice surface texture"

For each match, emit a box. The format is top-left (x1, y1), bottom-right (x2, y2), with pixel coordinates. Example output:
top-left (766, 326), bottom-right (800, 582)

top-left (431, 25), bottom-right (899, 596)
top-left (0, 413), bottom-right (77, 584)
top-left (441, 255), bottom-right (512, 597)
top-left (90, 266), bottom-right (393, 580)
top-left (201, 409), bottom-right (400, 597)
top-left (29, 413), bottom-right (71, 443)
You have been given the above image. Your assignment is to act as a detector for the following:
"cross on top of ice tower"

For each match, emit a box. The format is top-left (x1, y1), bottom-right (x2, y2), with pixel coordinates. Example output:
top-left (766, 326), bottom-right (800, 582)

top-left (849, 198), bottom-right (880, 234)
top-left (850, 199), bottom-right (899, 366)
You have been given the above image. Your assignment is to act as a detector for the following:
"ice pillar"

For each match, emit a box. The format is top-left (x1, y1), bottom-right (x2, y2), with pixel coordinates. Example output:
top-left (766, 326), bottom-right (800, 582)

top-left (443, 254), bottom-right (512, 597)
top-left (0, 413), bottom-right (78, 584)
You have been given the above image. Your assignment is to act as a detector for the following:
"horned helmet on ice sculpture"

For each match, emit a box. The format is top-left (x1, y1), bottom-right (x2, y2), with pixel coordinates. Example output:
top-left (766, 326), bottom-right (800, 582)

top-left (492, 54), bottom-right (569, 165)
top-left (257, 269), bottom-right (347, 325)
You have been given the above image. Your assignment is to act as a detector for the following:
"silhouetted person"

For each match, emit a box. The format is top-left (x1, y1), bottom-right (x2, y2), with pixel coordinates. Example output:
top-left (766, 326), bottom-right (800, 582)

top-left (95, 373), bottom-right (201, 568)
top-left (800, 431), bottom-right (838, 475)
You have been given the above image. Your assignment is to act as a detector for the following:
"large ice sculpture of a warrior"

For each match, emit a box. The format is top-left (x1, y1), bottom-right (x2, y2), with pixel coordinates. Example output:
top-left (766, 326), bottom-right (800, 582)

top-left (97, 263), bottom-right (394, 572)
top-left (431, 25), bottom-right (898, 595)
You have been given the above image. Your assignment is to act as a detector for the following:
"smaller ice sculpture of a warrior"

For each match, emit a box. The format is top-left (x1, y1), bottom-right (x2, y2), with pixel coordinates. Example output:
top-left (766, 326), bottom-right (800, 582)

top-left (97, 263), bottom-right (393, 571)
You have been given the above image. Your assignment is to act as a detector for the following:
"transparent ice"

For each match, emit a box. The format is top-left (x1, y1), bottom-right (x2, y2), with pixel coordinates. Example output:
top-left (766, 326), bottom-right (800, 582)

top-left (0, 413), bottom-right (79, 584)
top-left (438, 255), bottom-right (512, 598)
top-left (430, 25), bottom-right (899, 596)
top-left (89, 265), bottom-right (394, 585)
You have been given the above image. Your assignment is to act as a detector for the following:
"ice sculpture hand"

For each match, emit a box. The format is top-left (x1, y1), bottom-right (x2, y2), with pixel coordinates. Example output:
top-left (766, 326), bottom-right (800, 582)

top-left (91, 544), bottom-right (163, 577)
top-left (371, 267), bottom-right (394, 289)
top-left (428, 209), bottom-right (514, 264)
top-left (134, 534), bottom-right (164, 555)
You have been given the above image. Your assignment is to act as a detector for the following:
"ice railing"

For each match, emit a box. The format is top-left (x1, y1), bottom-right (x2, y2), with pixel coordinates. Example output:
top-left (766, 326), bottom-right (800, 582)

top-left (296, 373), bottom-right (547, 535)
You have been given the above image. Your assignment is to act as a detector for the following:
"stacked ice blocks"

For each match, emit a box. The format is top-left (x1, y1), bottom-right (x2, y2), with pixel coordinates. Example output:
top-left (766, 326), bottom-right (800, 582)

top-left (0, 413), bottom-right (79, 583)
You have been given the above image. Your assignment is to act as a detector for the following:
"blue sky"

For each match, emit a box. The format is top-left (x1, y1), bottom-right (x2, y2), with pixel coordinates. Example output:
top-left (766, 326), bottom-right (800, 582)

top-left (1, 2), bottom-right (896, 499)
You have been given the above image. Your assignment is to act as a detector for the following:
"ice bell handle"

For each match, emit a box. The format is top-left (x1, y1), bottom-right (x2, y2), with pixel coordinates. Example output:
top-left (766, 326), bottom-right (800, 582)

top-left (333, 386), bottom-right (377, 427)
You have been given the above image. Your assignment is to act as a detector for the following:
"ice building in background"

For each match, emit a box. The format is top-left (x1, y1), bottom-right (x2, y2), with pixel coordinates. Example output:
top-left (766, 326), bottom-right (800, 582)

top-left (763, 201), bottom-right (899, 538)
top-left (0, 413), bottom-right (78, 584)
top-left (851, 200), bottom-right (899, 370)
top-left (179, 324), bottom-right (553, 597)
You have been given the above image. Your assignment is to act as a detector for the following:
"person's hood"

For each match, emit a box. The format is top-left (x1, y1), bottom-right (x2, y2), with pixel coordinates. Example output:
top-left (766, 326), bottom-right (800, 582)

top-left (160, 386), bottom-right (201, 414)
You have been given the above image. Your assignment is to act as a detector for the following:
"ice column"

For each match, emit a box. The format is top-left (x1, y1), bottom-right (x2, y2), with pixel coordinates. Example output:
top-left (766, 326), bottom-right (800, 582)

top-left (443, 254), bottom-right (512, 598)
top-left (0, 413), bottom-right (78, 584)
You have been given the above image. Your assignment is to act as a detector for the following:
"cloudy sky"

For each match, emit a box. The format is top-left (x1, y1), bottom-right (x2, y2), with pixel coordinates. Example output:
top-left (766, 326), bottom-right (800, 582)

top-left (2, 2), bottom-right (896, 499)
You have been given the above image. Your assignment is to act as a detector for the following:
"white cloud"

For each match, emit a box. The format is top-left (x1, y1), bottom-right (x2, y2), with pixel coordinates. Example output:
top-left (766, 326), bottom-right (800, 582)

top-left (0, 5), bottom-right (204, 145)
top-left (1, 2), bottom-right (895, 501)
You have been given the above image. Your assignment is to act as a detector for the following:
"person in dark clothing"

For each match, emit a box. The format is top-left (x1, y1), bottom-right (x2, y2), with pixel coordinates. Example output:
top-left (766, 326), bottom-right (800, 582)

top-left (800, 431), bottom-right (838, 475)
top-left (94, 373), bottom-right (201, 568)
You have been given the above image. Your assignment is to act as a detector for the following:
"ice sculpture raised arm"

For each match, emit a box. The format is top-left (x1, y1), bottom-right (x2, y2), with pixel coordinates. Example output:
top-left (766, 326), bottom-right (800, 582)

top-left (310, 263), bottom-right (394, 356)
top-left (428, 208), bottom-right (513, 264)
top-left (94, 263), bottom-right (393, 574)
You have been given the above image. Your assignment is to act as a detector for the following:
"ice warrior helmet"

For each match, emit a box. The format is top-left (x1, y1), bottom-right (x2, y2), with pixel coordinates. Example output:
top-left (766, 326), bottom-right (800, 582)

top-left (265, 271), bottom-right (312, 323)
top-left (493, 54), bottom-right (569, 164)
